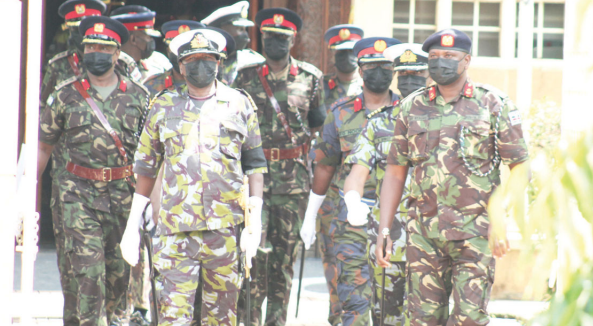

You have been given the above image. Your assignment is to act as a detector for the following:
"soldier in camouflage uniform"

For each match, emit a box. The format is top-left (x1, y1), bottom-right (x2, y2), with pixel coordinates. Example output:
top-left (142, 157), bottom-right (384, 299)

top-left (377, 29), bottom-right (529, 326)
top-left (111, 6), bottom-right (172, 83)
top-left (231, 8), bottom-right (326, 326)
top-left (120, 29), bottom-right (267, 326)
top-left (202, 1), bottom-right (265, 86)
top-left (38, 17), bottom-right (149, 326)
top-left (39, 3), bottom-right (107, 325)
top-left (301, 37), bottom-right (401, 326)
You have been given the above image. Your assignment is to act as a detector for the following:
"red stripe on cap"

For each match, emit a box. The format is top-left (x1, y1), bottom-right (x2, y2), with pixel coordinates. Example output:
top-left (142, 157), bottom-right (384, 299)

top-left (260, 18), bottom-right (297, 32)
top-left (122, 20), bottom-right (155, 31)
top-left (65, 8), bottom-right (102, 20)
top-left (357, 47), bottom-right (382, 58)
top-left (328, 33), bottom-right (361, 46)
top-left (164, 31), bottom-right (179, 39)
top-left (85, 27), bottom-right (121, 43)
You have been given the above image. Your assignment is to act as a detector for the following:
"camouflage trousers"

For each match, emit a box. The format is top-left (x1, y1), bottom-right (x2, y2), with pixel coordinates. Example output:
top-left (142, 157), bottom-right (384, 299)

top-left (330, 197), bottom-right (372, 326)
top-left (153, 227), bottom-right (241, 326)
top-left (50, 183), bottom-right (78, 326)
top-left (407, 233), bottom-right (494, 326)
top-left (62, 200), bottom-right (130, 326)
top-left (240, 193), bottom-right (307, 326)
top-left (318, 186), bottom-right (342, 326)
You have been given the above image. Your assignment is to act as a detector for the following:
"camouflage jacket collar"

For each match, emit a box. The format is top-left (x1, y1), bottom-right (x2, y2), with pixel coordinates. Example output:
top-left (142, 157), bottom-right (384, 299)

top-left (430, 79), bottom-right (475, 104)
top-left (182, 80), bottom-right (234, 102)
top-left (357, 90), bottom-right (399, 113)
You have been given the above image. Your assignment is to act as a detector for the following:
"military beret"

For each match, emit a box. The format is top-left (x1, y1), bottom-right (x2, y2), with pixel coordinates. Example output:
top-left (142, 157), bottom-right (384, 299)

top-left (353, 37), bottom-right (401, 64)
top-left (422, 28), bottom-right (472, 54)
top-left (202, 1), bottom-right (254, 28)
top-left (111, 9), bottom-right (161, 37)
top-left (255, 8), bottom-right (302, 36)
top-left (199, 27), bottom-right (236, 59)
top-left (58, 0), bottom-right (106, 26)
top-left (169, 29), bottom-right (226, 60)
top-left (79, 15), bottom-right (129, 47)
top-left (161, 20), bottom-right (205, 44)
top-left (383, 43), bottom-right (428, 71)
top-left (324, 24), bottom-right (364, 50)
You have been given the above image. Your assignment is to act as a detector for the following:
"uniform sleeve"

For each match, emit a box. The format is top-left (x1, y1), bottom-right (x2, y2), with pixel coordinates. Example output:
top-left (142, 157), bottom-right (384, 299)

top-left (307, 75), bottom-right (327, 128)
top-left (387, 108), bottom-right (410, 166)
top-left (40, 65), bottom-right (58, 111)
top-left (133, 103), bottom-right (164, 178)
top-left (38, 90), bottom-right (65, 146)
top-left (240, 96), bottom-right (268, 175)
top-left (496, 97), bottom-right (529, 165)
top-left (344, 118), bottom-right (377, 171)
top-left (311, 110), bottom-right (341, 166)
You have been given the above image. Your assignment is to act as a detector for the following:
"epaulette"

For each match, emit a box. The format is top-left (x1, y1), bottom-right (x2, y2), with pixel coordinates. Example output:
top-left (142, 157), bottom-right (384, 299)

top-left (48, 51), bottom-right (69, 65)
top-left (476, 83), bottom-right (509, 101)
top-left (147, 89), bottom-right (170, 111)
top-left (237, 49), bottom-right (266, 70)
top-left (367, 105), bottom-right (395, 119)
top-left (130, 78), bottom-right (150, 95)
top-left (329, 94), bottom-right (357, 112)
top-left (399, 86), bottom-right (430, 104)
top-left (235, 88), bottom-right (258, 111)
top-left (55, 76), bottom-right (77, 91)
top-left (297, 60), bottom-right (323, 79)
top-left (237, 60), bottom-right (264, 72)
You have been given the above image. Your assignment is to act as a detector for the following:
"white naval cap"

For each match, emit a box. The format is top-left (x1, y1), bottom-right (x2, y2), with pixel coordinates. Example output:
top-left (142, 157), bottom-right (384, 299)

top-left (169, 29), bottom-right (227, 60)
top-left (383, 43), bottom-right (429, 71)
top-left (201, 1), bottom-right (254, 27)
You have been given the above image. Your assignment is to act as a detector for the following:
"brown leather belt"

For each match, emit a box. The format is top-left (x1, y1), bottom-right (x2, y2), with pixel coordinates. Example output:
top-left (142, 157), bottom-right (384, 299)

top-left (66, 162), bottom-right (133, 182)
top-left (263, 144), bottom-right (309, 162)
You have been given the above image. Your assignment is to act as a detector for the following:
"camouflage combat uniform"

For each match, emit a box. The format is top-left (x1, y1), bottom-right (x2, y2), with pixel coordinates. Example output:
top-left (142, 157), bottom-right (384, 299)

top-left (344, 104), bottom-right (409, 326)
top-left (232, 58), bottom-right (326, 326)
top-left (133, 82), bottom-right (267, 326)
top-left (318, 72), bottom-right (363, 325)
top-left (139, 51), bottom-right (173, 83)
top-left (312, 91), bottom-right (399, 326)
top-left (39, 72), bottom-right (149, 326)
top-left (143, 69), bottom-right (187, 97)
top-left (387, 82), bottom-right (529, 325)
top-left (218, 49), bottom-right (266, 86)
top-left (39, 45), bottom-right (85, 326)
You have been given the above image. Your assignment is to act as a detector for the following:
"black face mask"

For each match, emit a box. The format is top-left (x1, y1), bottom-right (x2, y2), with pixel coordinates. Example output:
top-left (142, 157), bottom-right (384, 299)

top-left (83, 52), bottom-right (114, 76)
top-left (363, 66), bottom-right (393, 93)
top-left (68, 29), bottom-right (84, 53)
top-left (140, 38), bottom-right (156, 60)
top-left (234, 33), bottom-right (250, 50)
top-left (263, 37), bottom-right (290, 61)
top-left (184, 60), bottom-right (217, 88)
top-left (334, 50), bottom-right (358, 74)
top-left (397, 74), bottom-right (427, 98)
top-left (428, 56), bottom-right (466, 86)
top-left (168, 51), bottom-right (180, 74)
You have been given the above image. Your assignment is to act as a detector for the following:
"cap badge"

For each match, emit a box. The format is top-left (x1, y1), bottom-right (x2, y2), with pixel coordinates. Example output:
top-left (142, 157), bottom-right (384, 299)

top-left (93, 23), bottom-right (105, 33)
top-left (400, 50), bottom-right (417, 63)
top-left (191, 33), bottom-right (209, 49)
top-left (241, 6), bottom-right (249, 18)
top-left (441, 35), bottom-right (454, 47)
top-left (273, 14), bottom-right (284, 25)
top-left (339, 28), bottom-right (351, 41)
top-left (178, 25), bottom-right (190, 34)
top-left (374, 40), bottom-right (387, 52)
top-left (75, 4), bottom-right (86, 14)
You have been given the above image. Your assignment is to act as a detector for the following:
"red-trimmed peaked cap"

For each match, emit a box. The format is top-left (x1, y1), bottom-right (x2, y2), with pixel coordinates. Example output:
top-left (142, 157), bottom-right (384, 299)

top-left (58, 0), bottom-right (106, 25)
top-left (353, 37), bottom-right (402, 63)
top-left (79, 16), bottom-right (129, 46)
top-left (255, 7), bottom-right (302, 36)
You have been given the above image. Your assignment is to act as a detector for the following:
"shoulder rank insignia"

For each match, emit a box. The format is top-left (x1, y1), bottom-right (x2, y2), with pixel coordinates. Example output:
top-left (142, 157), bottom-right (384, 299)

top-left (48, 51), bottom-right (69, 65)
top-left (428, 86), bottom-right (436, 101)
top-left (328, 78), bottom-right (336, 90)
top-left (130, 78), bottom-right (150, 95)
top-left (463, 82), bottom-right (474, 98)
top-left (55, 76), bottom-right (77, 90)
top-left (165, 75), bottom-right (173, 89)
top-left (329, 94), bottom-right (356, 112)
top-left (354, 97), bottom-right (362, 112)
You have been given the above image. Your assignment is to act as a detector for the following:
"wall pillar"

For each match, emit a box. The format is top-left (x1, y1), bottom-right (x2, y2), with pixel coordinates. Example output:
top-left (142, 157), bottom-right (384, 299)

top-left (516, 0), bottom-right (534, 111)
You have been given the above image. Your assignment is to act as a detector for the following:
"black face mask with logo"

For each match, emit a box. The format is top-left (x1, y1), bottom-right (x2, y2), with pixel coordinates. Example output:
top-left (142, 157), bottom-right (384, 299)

top-left (363, 66), bottom-right (393, 93)
top-left (234, 33), bottom-right (250, 51)
top-left (263, 37), bottom-right (290, 61)
top-left (428, 56), bottom-right (466, 86)
top-left (397, 74), bottom-right (427, 98)
top-left (83, 52), bottom-right (114, 76)
top-left (184, 60), bottom-right (217, 88)
top-left (140, 38), bottom-right (156, 60)
top-left (334, 50), bottom-right (358, 74)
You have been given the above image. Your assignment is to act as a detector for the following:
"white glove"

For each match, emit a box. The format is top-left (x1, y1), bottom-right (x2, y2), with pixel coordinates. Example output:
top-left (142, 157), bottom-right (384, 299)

top-left (300, 190), bottom-right (326, 250)
top-left (121, 193), bottom-right (150, 267)
top-left (241, 196), bottom-right (263, 269)
top-left (144, 204), bottom-right (155, 232)
top-left (345, 190), bottom-right (370, 226)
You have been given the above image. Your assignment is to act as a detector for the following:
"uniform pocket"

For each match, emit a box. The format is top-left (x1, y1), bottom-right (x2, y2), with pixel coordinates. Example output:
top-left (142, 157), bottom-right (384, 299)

top-left (287, 94), bottom-right (310, 130)
top-left (459, 119), bottom-right (491, 160)
top-left (65, 108), bottom-right (92, 144)
top-left (220, 118), bottom-right (247, 160)
top-left (407, 119), bottom-right (429, 163)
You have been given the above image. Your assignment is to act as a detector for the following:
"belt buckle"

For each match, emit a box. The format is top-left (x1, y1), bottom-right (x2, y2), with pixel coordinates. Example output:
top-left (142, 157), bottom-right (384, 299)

top-left (102, 167), bottom-right (112, 182)
top-left (271, 148), bottom-right (280, 162)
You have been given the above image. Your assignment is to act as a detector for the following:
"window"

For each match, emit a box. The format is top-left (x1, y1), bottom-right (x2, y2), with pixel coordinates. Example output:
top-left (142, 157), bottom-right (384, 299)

top-left (451, 0), bottom-right (501, 57)
top-left (515, 0), bottom-right (564, 59)
top-left (392, 0), bottom-right (437, 44)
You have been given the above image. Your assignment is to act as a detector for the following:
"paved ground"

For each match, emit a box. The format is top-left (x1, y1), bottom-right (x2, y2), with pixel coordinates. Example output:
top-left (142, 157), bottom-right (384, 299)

top-left (11, 244), bottom-right (547, 325)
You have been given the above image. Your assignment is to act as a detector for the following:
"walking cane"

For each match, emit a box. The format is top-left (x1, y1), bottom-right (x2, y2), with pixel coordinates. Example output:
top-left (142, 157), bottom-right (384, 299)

top-left (380, 227), bottom-right (390, 326)
top-left (295, 242), bottom-right (306, 317)
top-left (142, 229), bottom-right (159, 326)
top-left (240, 176), bottom-right (252, 326)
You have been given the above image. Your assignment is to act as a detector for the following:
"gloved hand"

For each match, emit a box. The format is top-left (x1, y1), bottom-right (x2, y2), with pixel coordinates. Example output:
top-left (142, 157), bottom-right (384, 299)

top-left (144, 204), bottom-right (155, 232)
top-left (121, 193), bottom-right (150, 267)
top-left (300, 190), bottom-right (326, 250)
top-left (345, 190), bottom-right (370, 226)
top-left (241, 196), bottom-right (263, 269)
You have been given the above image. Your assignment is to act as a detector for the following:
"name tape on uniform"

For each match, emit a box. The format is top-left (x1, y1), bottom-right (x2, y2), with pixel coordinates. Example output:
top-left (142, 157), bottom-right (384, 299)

top-left (509, 110), bottom-right (522, 126)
